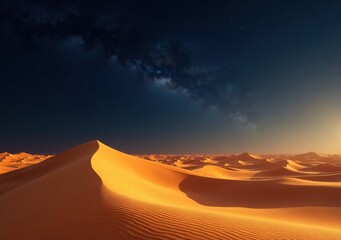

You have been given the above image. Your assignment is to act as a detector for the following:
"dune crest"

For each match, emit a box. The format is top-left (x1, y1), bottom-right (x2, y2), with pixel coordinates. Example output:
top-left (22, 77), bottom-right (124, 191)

top-left (0, 140), bottom-right (340, 240)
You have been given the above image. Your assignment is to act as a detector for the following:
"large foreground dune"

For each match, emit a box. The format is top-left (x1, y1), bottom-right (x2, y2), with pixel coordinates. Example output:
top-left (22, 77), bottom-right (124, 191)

top-left (0, 141), bottom-right (341, 239)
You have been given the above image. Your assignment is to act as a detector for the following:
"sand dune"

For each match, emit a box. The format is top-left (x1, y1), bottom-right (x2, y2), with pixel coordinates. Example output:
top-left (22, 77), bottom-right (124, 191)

top-left (252, 166), bottom-right (305, 178)
top-left (301, 163), bottom-right (341, 173)
top-left (0, 141), bottom-right (341, 239)
top-left (292, 152), bottom-right (325, 161)
top-left (0, 152), bottom-right (52, 174)
top-left (194, 165), bottom-right (257, 180)
top-left (286, 159), bottom-right (308, 171)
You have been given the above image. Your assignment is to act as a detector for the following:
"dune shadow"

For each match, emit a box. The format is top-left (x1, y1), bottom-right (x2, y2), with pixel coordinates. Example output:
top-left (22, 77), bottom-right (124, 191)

top-left (179, 175), bottom-right (341, 208)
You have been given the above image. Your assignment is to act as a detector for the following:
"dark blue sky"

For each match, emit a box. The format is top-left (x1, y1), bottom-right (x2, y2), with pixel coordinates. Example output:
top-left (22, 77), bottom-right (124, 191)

top-left (1, 0), bottom-right (341, 154)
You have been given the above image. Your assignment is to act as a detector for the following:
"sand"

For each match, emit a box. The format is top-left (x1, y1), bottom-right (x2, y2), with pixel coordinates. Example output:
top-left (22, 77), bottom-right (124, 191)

top-left (0, 152), bottom-right (52, 174)
top-left (0, 140), bottom-right (340, 239)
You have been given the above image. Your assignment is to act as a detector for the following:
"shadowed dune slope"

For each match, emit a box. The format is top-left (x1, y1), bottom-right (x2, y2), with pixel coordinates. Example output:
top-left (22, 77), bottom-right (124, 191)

top-left (301, 163), bottom-right (341, 173)
top-left (0, 141), bottom-right (340, 240)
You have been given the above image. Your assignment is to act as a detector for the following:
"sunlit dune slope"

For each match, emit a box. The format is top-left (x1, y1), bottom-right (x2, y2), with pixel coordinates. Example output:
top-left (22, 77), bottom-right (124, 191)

top-left (194, 165), bottom-right (257, 179)
top-left (0, 141), bottom-right (340, 240)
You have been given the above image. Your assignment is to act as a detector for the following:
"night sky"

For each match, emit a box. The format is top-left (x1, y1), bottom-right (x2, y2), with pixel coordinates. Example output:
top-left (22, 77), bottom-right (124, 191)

top-left (2, 0), bottom-right (341, 154)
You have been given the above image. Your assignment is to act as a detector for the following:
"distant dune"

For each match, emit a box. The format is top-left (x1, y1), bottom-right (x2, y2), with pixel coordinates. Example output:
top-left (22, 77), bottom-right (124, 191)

top-left (0, 141), bottom-right (341, 239)
top-left (0, 152), bottom-right (52, 174)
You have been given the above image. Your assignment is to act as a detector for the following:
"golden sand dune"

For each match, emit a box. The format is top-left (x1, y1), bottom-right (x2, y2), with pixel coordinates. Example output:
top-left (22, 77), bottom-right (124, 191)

top-left (0, 141), bottom-right (341, 240)
top-left (194, 165), bottom-right (257, 180)
top-left (0, 152), bottom-right (52, 174)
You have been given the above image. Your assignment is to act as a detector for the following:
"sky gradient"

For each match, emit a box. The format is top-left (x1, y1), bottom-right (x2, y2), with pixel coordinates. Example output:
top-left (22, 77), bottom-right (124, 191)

top-left (1, 0), bottom-right (341, 154)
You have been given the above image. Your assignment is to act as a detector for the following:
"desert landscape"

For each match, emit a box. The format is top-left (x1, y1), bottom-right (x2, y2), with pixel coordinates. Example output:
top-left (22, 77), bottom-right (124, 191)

top-left (1, 140), bottom-right (340, 240)
top-left (3, 0), bottom-right (341, 239)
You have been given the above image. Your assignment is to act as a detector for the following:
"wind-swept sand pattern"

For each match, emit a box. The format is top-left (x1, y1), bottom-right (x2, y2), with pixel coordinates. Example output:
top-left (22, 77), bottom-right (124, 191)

top-left (0, 141), bottom-right (341, 239)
